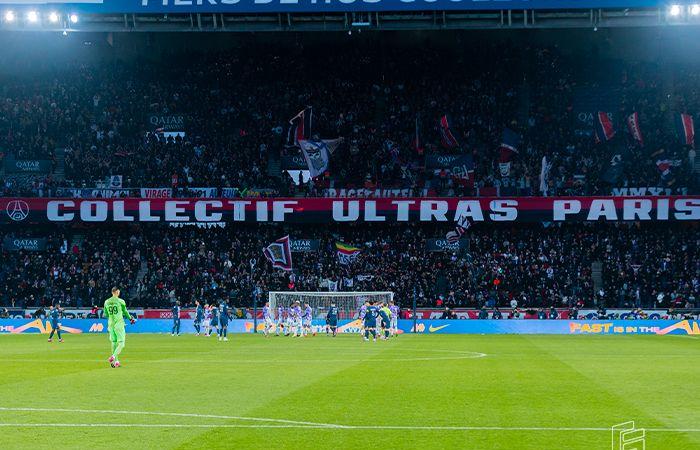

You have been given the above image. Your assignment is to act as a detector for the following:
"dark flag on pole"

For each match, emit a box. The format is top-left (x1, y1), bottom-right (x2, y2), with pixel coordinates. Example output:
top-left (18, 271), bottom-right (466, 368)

top-left (676, 113), bottom-right (695, 148)
top-left (414, 116), bottom-right (424, 155)
top-left (263, 235), bottom-right (293, 271)
top-left (650, 147), bottom-right (681, 187)
top-left (498, 127), bottom-right (520, 177)
top-left (446, 214), bottom-right (473, 244)
top-left (287, 107), bottom-right (313, 148)
top-left (437, 115), bottom-right (459, 149)
top-left (601, 147), bottom-right (630, 184)
top-left (626, 112), bottom-right (644, 147)
top-left (594, 111), bottom-right (616, 143)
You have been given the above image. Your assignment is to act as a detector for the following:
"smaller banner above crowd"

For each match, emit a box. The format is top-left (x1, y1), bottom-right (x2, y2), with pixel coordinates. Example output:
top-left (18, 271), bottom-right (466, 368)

top-left (323, 188), bottom-right (424, 198)
top-left (3, 159), bottom-right (52, 174)
top-left (147, 114), bottom-right (186, 132)
top-left (140, 188), bottom-right (173, 198)
top-left (611, 187), bottom-right (689, 196)
top-left (290, 239), bottom-right (321, 252)
top-left (56, 188), bottom-right (133, 198)
top-left (425, 154), bottom-right (474, 182)
top-left (426, 238), bottom-right (469, 252)
top-left (175, 187), bottom-right (218, 198)
top-left (280, 155), bottom-right (308, 170)
top-left (2, 237), bottom-right (48, 251)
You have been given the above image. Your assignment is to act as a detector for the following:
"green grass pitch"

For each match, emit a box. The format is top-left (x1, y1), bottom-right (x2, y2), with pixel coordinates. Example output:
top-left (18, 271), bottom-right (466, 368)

top-left (0, 333), bottom-right (699, 449)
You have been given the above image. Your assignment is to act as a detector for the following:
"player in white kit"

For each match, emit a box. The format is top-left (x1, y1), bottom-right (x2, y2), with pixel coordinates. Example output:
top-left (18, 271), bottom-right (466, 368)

top-left (262, 301), bottom-right (273, 337)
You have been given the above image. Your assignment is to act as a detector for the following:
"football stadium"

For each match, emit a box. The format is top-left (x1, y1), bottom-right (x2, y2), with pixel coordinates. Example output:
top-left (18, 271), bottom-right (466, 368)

top-left (0, 1), bottom-right (699, 449)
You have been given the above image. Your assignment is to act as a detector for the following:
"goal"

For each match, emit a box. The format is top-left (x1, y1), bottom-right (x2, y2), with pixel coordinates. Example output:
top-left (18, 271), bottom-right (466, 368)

top-left (268, 291), bottom-right (394, 320)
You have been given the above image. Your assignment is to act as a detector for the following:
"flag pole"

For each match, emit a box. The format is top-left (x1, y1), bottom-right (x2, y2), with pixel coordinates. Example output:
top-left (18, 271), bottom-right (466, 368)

top-left (252, 268), bottom-right (258, 333)
top-left (412, 286), bottom-right (417, 333)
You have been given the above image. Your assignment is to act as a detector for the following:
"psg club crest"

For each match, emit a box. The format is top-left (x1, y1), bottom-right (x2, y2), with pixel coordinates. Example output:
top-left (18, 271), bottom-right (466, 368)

top-left (6, 200), bottom-right (29, 222)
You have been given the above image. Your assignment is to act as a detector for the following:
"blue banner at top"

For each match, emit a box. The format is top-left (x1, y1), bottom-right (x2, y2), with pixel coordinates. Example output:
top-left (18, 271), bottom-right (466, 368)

top-left (0, 0), bottom-right (674, 14)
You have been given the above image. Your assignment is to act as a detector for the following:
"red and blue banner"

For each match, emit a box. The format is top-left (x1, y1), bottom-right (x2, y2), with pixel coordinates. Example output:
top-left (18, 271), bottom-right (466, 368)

top-left (0, 196), bottom-right (698, 224)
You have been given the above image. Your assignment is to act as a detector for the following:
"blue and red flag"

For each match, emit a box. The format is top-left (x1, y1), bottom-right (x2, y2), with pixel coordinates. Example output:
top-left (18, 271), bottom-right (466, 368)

top-left (626, 112), bottom-right (644, 147)
top-left (676, 113), bottom-right (695, 148)
top-left (594, 111), bottom-right (616, 143)
top-left (498, 127), bottom-right (520, 177)
top-left (287, 107), bottom-right (313, 148)
top-left (415, 116), bottom-right (424, 154)
top-left (437, 115), bottom-right (459, 149)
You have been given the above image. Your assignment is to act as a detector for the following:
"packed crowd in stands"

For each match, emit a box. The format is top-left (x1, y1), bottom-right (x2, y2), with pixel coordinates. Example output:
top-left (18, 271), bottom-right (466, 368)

top-left (1, 223), bottom-right (697, 311)
top-left (0, 39), bottom-right (697, 198)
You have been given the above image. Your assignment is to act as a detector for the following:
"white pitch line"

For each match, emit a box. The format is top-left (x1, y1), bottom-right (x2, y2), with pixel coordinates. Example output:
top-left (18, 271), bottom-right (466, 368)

top-left (1, 408), bottom-right (699, 433)
top-left (0, 423), bottom-right (327, 429)
top-left (0, 352), bottom-right (487, 364)
top-left (0, 407), bottom-right (345, 429)
top-left (0, 423), bottom-right (699, 433)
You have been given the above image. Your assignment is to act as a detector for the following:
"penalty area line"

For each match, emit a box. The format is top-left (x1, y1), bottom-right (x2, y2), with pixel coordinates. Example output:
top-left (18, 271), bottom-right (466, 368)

top-left (0, 407), bottom-right (345, 429)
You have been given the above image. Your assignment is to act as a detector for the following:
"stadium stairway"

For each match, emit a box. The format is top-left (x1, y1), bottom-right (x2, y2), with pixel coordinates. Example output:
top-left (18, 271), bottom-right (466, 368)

top-left (267, 155), bottom-right (282, 178)
top-left (53, 148), bottom-right (66, 180)
top-left (591, 262), bottom-right (603, 298)
top-left (517, 82), bottom-right (530, 126)
top-left (130, 260), bottom-right (149, 299)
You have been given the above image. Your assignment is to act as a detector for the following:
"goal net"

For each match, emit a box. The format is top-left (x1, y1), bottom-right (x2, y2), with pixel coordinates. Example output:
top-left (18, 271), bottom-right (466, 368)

top-left (268, 291), bottom-right (394, 320)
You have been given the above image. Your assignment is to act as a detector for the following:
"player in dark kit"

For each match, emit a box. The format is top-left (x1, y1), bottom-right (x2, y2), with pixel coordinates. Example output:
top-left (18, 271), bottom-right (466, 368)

top-left (218, 301), bottom-right (231, 341)
top-left (326, 302), bottom-right (339, 337)
top-left (47, 304), bottom-right (63, 343)
top-left (171, 301), bottom-right (181, 336)
top-left (379, 303), bottom-right (392, 340)
top-left (209, 303), bottom-right (219, 337)
top-left (194, 300), bottom-right (203, 335)
top-left (363, 301), bottom-right (379, 342)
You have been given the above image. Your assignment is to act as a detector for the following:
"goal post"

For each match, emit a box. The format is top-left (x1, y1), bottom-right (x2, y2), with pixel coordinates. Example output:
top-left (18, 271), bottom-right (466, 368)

top-left (268, 291), bottom-right (394, 320)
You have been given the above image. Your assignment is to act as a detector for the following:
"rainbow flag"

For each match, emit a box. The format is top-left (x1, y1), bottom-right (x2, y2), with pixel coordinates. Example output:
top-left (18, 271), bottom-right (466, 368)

top-left (335, 242), bottom-right (361, 265)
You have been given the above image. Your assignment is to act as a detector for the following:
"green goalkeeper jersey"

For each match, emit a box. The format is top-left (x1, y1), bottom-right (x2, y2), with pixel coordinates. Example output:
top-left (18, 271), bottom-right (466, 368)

top-left (104, 296), bottom-right (132, 328)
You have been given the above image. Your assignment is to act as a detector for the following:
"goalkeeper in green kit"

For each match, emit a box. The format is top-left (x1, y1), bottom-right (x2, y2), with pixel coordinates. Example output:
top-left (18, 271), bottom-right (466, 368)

top-left (103, 287), bottom-right (136, 368)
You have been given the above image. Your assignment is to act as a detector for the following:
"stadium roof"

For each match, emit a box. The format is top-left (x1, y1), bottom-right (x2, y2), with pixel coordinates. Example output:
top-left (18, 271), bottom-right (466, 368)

top-left (0, 1), bottom-right (699, 32)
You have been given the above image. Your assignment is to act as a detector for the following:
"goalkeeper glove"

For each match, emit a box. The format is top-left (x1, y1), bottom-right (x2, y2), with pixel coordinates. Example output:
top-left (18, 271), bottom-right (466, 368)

top-left (130, 318), bottom-right (136, 325)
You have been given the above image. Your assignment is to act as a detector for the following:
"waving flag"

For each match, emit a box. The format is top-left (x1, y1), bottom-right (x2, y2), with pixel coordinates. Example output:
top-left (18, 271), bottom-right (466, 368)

top-left (626, 112), bottom-right (644, 146)
top-left (676, 113), bottom-right (695, 148)
top-left (446, 214), bottom-right (472, 244)
top-left (539, 155), bottom-right (552, 195)
top-left (335, 242), bottom-right (361, 265)
top-left (299, 138), bottom-right (343, 178)
top-left (651, 147), bottom-right (682, 187)
top-left (601, 147), bottom-right (630, 184)
top-left (414, 116), bottom-right (424, 154)
top-left (594, 111), bottom-right (616, 143)
top-left (498, 128), bottom-right (520, 177)
top-left (287, 107), bottom-right (312, 148)
top-left (263, 235), bottom-right (293, 271)
top-left (437, 115), bottom-right (459, 149)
